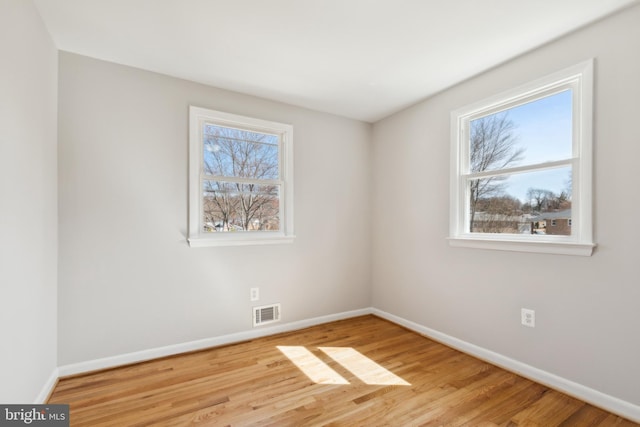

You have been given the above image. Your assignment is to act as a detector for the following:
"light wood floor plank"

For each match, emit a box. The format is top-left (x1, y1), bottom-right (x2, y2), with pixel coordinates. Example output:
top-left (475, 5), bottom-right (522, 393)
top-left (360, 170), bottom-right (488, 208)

top-left (48, 315), bottom-right (638, 426)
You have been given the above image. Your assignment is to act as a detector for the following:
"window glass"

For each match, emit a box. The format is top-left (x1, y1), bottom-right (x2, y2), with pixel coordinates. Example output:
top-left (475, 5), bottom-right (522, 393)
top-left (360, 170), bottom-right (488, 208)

top-left (468, 166), bottom-right (572, 235)
top-left (203, 125), bottom-right (279, 180)
top-left (203, 181), bottom-right (280, 232)
top-left (470, 90), bottom-right (573, 173)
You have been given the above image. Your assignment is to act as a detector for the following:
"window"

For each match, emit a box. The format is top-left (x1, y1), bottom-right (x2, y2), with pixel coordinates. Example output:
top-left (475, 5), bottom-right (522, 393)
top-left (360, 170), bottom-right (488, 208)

top-left (449, 60), bottom-right (595, 256)
top-left (188, 107), bottom-right (294, 247)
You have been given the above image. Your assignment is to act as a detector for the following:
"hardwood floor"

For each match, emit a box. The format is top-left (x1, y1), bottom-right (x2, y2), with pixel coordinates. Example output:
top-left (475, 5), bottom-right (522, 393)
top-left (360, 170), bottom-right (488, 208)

top-left (48, 315), bottom-right (638, 426)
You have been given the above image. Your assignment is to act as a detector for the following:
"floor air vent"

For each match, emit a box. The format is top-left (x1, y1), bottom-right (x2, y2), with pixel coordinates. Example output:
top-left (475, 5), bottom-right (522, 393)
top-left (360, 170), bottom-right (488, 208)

top-left (253, 303), bottom-right (281, 327)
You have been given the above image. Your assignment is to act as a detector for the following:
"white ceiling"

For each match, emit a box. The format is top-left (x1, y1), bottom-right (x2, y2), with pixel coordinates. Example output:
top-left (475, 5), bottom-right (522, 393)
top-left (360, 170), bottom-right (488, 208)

top-left (34, 0), bottom-right (638, 123)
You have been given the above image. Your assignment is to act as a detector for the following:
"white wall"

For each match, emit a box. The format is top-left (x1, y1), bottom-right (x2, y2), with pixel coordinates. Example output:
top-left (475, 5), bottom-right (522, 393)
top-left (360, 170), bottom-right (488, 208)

top-left (57, 53), bottom-right (372, 365)
top-left (0, 0), bottom-right (58, 403)
top-left (372, 5), bottom-right (640, 406)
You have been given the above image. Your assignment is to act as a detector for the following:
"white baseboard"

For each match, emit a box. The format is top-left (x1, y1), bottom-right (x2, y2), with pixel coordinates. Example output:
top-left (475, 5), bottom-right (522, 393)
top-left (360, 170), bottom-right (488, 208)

top-left (35, 368), bottom-right (59, 403)
top-left (57, 308), bottom-right (372, 377)
top-left (372, 308), bottom-right (640, 423)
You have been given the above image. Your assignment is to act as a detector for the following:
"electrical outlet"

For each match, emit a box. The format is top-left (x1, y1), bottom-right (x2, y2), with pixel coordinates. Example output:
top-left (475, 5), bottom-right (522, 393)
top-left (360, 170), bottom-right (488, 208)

top-left (250, 287), bottom-right (259, 302)
top-left (521, 308), bottom-right (535, 328)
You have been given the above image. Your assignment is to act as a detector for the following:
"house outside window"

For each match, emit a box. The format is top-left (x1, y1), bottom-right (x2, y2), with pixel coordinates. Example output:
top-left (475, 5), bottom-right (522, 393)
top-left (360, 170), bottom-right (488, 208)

top-left (449, 60), bottom-right (595, 256)
top-left (188, 107), bottom-right (294, 247)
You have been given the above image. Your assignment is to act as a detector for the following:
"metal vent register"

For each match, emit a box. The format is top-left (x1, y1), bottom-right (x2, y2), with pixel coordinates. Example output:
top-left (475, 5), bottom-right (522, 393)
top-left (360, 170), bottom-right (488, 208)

top-left (253, 303), bottom-right (281, 327)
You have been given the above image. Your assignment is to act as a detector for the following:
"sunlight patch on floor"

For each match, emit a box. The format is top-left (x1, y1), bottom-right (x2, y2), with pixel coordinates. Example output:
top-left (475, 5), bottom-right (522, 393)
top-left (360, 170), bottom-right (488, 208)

top-left (277, 346), bottom-right (349, 384)
top-left (319, 347), bottom-right (411, 386)
top-left (278, 346), bottom-right (410, 386)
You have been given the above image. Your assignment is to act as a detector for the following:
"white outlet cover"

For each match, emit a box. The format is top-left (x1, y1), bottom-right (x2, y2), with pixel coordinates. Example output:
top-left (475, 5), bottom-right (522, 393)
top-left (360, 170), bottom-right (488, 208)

top-left (250, 287), bottom-right (259, 302)
top-left (521, 308), bottom-right (535, 328)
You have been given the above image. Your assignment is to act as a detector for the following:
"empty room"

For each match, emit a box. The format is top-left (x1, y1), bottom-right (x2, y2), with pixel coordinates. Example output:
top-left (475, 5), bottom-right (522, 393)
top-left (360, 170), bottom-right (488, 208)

top-left (1, 0), bottom-right (639, 425)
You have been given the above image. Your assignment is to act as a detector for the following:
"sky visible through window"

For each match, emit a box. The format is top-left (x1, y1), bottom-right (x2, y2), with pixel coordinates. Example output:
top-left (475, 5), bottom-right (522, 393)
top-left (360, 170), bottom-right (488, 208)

top-left (475, 90), bottom-right (573, 203)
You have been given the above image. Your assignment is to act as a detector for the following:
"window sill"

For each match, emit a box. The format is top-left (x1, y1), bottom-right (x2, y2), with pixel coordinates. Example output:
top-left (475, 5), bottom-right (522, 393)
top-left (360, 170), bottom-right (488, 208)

top-left (448, 236), bottom-right (595, 256)
top-left (188, 233), bottom-right (295, 248)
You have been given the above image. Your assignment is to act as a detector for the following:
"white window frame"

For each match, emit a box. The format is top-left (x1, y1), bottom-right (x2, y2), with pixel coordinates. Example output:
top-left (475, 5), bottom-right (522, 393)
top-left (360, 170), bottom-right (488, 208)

top-left (449, 60), bottom-right (595, 256)
top-left (188, 106), bottom-right (294, 247)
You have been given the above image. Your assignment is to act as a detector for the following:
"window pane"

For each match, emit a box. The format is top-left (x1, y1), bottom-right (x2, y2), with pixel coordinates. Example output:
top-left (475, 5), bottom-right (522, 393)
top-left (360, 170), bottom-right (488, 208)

top-left (202, 180), bottom-right (280, 232)
top-left (470, 90), bottom-right (572, 173)
top-left (203, 124), bottom-right (279, 180)
top-left (469, 166), bottom-right (572, 235)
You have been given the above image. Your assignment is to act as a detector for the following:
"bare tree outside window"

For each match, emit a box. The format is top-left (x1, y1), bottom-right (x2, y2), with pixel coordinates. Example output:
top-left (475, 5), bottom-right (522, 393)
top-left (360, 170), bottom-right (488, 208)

top-left (202, 125), bottom-right (280, 232)
top-left (469, 113), bottom-right (524, 232)
top-left (526, 188), bottom-right (554, 212)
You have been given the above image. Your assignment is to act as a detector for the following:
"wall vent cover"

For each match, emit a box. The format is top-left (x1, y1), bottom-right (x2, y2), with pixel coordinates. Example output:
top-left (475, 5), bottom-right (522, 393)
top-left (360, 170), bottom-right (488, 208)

top-left (253, 303), bottom-right (281, 327)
